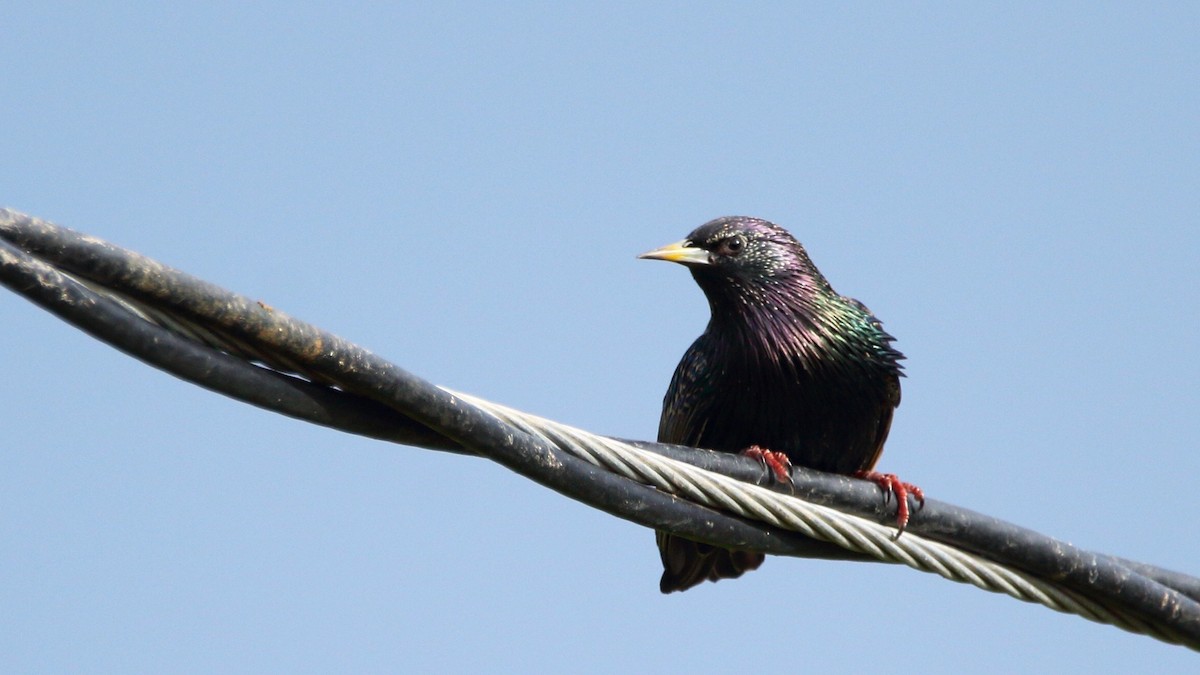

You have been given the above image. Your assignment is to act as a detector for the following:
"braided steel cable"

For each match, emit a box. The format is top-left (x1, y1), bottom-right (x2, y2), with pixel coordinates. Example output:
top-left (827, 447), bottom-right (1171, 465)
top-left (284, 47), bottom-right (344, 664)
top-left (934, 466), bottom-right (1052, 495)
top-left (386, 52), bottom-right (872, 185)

top-left (448, 392), bottom-right (1187, 644)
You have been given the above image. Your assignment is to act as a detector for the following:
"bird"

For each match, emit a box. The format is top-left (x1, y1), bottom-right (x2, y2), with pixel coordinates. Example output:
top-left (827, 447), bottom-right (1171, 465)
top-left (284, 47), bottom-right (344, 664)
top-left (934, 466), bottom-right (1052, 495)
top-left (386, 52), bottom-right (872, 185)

top-left (639, 216), bottom-right (919, 593)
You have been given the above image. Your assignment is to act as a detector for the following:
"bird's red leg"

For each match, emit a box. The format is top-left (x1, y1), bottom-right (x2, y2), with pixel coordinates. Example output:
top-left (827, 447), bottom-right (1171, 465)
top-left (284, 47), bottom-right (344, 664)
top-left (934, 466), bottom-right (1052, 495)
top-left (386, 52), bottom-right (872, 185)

top-left (742, 445), bottom-right (792, 485)
top-left (853, 470), bottom-right (925, 536)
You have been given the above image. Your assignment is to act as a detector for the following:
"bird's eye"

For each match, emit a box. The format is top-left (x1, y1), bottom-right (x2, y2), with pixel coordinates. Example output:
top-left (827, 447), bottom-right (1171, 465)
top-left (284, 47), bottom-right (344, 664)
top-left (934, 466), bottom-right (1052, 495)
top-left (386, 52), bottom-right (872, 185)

top-left (718, 235), bottom-right (746, 257)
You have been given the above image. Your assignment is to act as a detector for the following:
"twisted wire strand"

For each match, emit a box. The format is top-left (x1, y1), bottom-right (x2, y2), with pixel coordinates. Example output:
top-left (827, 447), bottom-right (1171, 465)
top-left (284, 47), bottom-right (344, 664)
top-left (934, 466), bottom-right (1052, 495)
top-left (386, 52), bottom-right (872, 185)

top-left (449, 390), bottom-right (1188, 646)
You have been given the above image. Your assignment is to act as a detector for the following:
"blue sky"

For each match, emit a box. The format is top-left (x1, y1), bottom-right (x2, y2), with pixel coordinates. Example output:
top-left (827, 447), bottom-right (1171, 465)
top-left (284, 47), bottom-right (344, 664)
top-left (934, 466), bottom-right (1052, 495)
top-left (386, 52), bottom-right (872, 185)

top-left (3, 3), bottom-right (1198, 672)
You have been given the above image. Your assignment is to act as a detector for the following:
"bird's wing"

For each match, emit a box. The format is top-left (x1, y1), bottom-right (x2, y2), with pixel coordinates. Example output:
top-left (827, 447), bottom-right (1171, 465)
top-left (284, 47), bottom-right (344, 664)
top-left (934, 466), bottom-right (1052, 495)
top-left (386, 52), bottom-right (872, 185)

top-left (657, 335), bottom-right (716, 448)
top-left (861, 370), bottom-right (902, 472)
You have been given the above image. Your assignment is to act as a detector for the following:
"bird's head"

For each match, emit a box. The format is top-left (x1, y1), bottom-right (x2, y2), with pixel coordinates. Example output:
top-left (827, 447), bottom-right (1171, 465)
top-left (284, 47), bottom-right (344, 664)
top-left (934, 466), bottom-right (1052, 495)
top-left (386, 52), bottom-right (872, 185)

top-left (639, 216), bottom-right (831, 303)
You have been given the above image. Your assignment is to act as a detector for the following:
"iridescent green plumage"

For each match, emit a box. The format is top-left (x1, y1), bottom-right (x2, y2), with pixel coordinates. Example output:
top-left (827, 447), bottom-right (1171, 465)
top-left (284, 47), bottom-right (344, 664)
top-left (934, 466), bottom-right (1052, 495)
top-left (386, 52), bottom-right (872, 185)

top-left (641, 216), bottom-right (904, 593)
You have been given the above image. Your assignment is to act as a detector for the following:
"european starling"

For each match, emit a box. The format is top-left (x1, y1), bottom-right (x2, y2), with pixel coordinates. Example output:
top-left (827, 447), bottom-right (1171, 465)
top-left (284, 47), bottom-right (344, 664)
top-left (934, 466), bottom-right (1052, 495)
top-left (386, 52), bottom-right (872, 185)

top-left (640, 216), bottom-right (918, 593)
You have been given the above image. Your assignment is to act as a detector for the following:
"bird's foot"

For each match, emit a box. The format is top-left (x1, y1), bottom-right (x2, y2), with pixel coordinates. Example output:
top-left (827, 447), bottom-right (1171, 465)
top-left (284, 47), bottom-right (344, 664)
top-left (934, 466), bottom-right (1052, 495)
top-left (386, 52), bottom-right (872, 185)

top-left (853, 470), bottom-right (925, 538)
top-left (741, 445), bottom-right (793, 487)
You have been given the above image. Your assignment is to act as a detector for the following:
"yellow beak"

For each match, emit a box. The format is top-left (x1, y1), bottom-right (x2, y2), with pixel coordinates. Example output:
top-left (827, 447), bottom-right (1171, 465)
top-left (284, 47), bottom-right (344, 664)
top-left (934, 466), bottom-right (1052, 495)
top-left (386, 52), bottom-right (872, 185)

top-left (637, 239), bottom-right (711, 266)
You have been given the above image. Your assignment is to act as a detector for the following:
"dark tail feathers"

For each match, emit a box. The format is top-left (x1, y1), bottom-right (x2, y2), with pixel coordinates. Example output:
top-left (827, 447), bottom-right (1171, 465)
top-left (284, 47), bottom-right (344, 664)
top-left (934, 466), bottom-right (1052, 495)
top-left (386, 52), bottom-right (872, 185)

top-left (656, 531), bottom-right (765, 593)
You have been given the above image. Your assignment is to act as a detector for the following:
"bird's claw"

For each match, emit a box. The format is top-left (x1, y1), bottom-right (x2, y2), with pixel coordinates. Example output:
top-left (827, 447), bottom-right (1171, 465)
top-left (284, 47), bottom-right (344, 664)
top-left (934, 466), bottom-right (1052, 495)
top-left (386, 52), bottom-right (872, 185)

top-left (742, 445), bottom-right (793, 490)
top-left (854, 470), bottom-right (924, 538)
